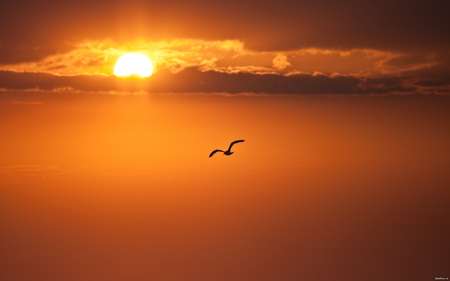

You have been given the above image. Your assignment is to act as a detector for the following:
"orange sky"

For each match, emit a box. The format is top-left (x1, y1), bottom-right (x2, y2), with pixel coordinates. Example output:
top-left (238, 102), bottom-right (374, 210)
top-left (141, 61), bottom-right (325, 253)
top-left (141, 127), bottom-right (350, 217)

top-left (1, 0), bottom-right (450, 280)
top-left (1, 91), bottom-right (450, 280)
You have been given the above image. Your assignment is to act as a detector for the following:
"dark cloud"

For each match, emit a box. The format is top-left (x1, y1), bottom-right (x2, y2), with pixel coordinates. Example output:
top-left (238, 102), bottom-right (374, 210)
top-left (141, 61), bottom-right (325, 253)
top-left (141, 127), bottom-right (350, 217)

top-left (149, 69), bottom-right (366, 95)
top-left (0, 69), bottom-right (416, 95)
top-left (415, 78), bottom-right (450, 87)
top-left (0, 68), bottom-right (372, 94)
top-left (359, 77), bottom-right (410, 93)
top-left (1, 0), bottom-right (449, 64)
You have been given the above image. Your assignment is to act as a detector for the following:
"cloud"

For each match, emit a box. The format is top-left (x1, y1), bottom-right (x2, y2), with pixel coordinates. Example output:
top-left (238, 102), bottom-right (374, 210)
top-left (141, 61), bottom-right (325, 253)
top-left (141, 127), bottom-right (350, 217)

top-left (0, 165), bottom-right (69, 185)
top-left (0, 38), bottom-right (427, 78)
top-left (273, 54), bottom-right (291, 70)
top-left (0, 68), bottom-right (419, 96)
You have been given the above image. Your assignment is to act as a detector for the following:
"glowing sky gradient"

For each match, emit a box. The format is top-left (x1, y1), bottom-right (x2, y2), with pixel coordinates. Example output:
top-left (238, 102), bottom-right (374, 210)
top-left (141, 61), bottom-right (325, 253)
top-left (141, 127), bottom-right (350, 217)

top-left (1, 0), bottom-right (450, 281)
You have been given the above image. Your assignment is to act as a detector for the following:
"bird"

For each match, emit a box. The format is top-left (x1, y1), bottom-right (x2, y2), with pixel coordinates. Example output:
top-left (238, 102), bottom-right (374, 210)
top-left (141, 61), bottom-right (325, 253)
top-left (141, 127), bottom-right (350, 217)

top-left (209, 140), bottom-right (245, 158)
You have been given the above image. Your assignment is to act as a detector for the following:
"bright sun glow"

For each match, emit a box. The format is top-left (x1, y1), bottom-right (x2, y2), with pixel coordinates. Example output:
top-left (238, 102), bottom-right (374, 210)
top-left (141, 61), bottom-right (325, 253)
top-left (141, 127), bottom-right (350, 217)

top-left (114, 53), bottom-right (153, 77)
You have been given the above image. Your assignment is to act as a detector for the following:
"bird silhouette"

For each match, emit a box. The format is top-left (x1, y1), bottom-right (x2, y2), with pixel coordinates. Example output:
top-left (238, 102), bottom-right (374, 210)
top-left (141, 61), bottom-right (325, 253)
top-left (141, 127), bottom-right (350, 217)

top-left (209, 140), bottom-right (245, 158)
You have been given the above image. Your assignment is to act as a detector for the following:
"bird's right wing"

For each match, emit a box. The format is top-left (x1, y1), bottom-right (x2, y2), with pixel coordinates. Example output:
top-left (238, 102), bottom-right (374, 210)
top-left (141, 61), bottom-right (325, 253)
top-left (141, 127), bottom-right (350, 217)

top-left (228, 140), bottom-right (245, 151)
top-left (209, 150), bottom-right (224, 157)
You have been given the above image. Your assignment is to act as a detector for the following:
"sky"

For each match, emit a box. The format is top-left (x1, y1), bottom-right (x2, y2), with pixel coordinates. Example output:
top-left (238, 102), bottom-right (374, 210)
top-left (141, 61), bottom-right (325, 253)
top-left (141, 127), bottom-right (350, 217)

top-left (1, 1), bottom-right (450, 281)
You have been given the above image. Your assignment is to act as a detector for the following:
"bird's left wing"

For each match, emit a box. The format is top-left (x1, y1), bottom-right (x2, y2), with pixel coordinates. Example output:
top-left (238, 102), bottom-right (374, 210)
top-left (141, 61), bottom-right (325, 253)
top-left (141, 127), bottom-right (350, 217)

top-left (209, 149), bottom-right (224, 158)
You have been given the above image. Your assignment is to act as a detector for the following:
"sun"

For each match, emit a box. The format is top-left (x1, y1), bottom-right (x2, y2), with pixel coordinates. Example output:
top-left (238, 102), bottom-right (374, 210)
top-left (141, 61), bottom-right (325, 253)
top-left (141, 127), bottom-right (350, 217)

top-left (114, 53), bottom-right (153, 77)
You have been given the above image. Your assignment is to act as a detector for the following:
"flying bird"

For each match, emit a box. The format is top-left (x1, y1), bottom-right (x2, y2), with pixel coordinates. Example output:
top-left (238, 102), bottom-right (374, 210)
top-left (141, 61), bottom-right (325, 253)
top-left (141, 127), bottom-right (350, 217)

top-left (209, 140), bottom-right (245, 158)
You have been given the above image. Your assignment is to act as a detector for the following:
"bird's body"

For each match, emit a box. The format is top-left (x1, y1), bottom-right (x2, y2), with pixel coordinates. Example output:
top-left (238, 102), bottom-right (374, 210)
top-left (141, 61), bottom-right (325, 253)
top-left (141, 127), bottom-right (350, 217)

top-left (209, 140), bottom-right (245, 157)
